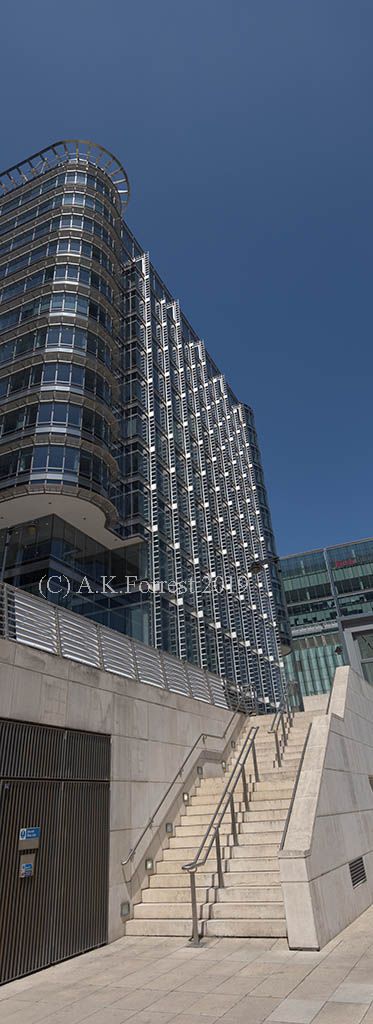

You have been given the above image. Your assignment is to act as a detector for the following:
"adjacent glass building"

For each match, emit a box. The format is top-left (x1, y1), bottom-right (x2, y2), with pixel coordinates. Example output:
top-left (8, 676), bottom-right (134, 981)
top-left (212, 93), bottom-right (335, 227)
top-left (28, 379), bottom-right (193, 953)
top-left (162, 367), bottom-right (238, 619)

top-left (281, 538), bottom-right (373, 696)
top-left (0, 140), bottom-right (290, 707)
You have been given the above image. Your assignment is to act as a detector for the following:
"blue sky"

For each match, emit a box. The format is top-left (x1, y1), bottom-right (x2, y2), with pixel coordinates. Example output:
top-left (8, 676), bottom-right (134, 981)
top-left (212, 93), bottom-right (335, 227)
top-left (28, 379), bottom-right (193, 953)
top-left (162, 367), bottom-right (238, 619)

top-left (1, 1), bottom-right (372, 555)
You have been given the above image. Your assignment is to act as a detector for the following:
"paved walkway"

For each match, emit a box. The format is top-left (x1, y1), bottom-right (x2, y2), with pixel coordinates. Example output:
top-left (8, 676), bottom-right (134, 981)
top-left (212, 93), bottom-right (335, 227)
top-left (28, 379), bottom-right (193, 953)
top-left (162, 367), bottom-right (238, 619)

top-left (2, 908), bottom-right (373, 1024)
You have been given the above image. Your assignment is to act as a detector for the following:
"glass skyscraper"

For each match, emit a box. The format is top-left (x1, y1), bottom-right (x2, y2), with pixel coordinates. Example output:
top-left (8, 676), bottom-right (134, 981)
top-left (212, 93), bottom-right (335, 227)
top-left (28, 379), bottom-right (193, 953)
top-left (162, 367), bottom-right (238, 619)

top-left (281, 538), bottom-right (373, 696)
top-left (0, 139), bottom-right (290, 706)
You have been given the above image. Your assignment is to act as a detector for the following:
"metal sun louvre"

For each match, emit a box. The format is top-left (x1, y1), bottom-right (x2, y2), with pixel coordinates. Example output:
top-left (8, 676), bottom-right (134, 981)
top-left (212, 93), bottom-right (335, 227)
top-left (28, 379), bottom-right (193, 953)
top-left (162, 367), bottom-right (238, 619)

top-left (0, 581), bottom-right (233, 710)
top-left (0, 140), bottom-right (130, 215)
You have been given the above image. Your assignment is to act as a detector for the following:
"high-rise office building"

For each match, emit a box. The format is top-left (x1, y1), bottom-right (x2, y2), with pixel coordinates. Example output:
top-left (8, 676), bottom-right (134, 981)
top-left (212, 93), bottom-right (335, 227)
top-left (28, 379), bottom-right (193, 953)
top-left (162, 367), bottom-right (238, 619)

top-left (0, 139), bottom-right (290, 706)
top-left (281, 537), bottom-right (373, 697)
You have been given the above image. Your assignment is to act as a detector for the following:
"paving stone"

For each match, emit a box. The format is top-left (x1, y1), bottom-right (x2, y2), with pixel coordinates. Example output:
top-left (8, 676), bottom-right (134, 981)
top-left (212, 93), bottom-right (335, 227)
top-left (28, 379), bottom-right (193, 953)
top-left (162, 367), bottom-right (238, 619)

top-left (218, 995), bottom-right (281, 1022)
top-left (312, 1002), bottom-right (369, 1023)
top-left (266, 997), bottom-right (325, 1023)
top-left (330, 982), bottom-right (373, 1004)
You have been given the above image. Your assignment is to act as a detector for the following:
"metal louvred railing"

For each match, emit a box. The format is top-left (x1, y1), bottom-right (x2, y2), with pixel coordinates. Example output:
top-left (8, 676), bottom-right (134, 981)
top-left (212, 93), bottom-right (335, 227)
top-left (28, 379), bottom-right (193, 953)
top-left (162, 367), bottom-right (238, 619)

top-left (0, 581), bottom-right (260, 711)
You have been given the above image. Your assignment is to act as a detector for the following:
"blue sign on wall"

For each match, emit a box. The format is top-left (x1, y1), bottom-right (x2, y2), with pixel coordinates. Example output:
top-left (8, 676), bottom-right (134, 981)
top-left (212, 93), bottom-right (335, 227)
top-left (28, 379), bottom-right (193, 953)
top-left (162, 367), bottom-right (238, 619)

top-left (19, 827), bottom-right (40, 841)
top-left (20, 862), bottom-right (33, 878)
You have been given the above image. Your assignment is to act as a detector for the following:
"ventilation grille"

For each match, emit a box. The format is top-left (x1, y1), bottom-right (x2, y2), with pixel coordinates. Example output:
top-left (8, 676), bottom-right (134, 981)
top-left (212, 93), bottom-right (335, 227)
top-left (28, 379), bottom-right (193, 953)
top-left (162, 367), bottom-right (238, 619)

top-left (349, 856), bottom-right (367, 888)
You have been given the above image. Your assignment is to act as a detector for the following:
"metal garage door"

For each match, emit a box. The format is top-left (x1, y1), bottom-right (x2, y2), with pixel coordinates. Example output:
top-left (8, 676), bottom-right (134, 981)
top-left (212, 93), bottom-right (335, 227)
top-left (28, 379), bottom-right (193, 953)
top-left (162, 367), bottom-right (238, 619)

top-left (0, 719), bottom-right (110, 984)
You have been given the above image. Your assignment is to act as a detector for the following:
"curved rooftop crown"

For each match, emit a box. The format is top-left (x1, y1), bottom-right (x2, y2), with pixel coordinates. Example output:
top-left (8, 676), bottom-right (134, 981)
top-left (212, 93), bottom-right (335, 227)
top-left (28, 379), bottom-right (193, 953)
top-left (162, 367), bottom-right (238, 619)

top-left (0, 139), bottom-right (130, 214)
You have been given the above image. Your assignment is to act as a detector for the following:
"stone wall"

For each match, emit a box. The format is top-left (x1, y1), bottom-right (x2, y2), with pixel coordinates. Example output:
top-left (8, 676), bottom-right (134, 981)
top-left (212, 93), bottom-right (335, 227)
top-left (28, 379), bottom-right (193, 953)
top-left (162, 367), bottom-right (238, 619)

top-left (0, 636), bottom-right (236, 941)
top-left (280, 666), bottom-right (373, 949)
top-left (302, 693), bottom-right (329, 713)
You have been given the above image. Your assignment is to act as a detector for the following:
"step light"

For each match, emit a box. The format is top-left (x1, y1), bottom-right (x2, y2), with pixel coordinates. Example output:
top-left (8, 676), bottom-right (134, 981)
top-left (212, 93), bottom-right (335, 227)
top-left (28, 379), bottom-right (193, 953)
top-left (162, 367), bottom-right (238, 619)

top-left (120, 901), bottom-right (130, 917)
top-left (183, 792), bottom-right (189, 803)
top-left (145, 857), bottom-right (154, 871)
top-left (165, 823), bottom-right (173, 834)
top-left (197, 765), bottom-right (203, 776)
top-left (221, 760), bottom-right (226, 770)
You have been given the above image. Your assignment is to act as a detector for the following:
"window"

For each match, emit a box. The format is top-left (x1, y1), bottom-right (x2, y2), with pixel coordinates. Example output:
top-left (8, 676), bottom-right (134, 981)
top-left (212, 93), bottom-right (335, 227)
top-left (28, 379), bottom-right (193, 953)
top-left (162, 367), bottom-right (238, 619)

top-left (68, 405), bottom-right (81, 428)
top-left (48, 446), bottom-right (64, 469)
top-left (32, 447), bottom-right (48, 470)
top-left (43, 364), bottom-right (56, 384)
top-left (53, 403), bottom-right (68, 424)
top-left (71, 365), bottom-right (84, 387)
top-left (57, 364), bottom-right (70, 384)
top-left (3, 409), bottom-right (23, 434)
top-left (9, 368), bottom-right (29, 393)
top-left (38, 403), bottom-right (53, 424)
top-left (0, 450), bottom-right (18, 478)
top-left (26, 406), bottom-right (37, 428)
top-left (31, 365), bottom-right (42, 386)
top-left (65, 447), bottom-right (79, 473)
top-left (19, 448), bottom-right (32, 473)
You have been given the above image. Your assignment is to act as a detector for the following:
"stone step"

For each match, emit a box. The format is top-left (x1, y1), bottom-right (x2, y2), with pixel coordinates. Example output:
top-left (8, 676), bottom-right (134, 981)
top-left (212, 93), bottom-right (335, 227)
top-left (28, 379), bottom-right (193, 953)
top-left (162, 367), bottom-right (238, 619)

top-left (252, 776), bottom-right (294, 787)
top-left (205, 919), bottom-right (287, 938)
top-left (150, 871), bottom-right (213, 887)
top-left (251, 779), bottom-right (295, 791)
top-left (143, 887), bottom-right (208, 903)
top-left (175, 823), bottom-right (228, 837)
top-left (134, 903), bottom-right (198, 920)
top-left (181, 813), bottom-right (233, 825)
top-left (254, 770), bottom-right (296, 780)
top-left (229, 848), bottom-right (279, 865)
top-left (161, 850), bottom-right (218, 864)
top-left (187, 801), bottom-right (245, 814)
top-left (238, 821), bottom-right (285, 834)
top-left (184, 802), bottom-right (232, 816)
top-left (244, 799), bottom-right (289, 810)
top-left (249, 789), bottom-right (293, 801)
top-left (189, 791), bottom-right (243, 804)
top-left (241, 810), bottom-right (287, 823)
top-left (227, 852), bottom-right (279, 868)
top-left (255, 753), bottom-right (295, 761)
top-left (211, 902), bottom-right (285, 920)
top-left (126, 919), bottom-right (192, 937)
top-left (168, 835), bottom-right (229, 849)
top-left (232, 836), bottom-right (282, 851)
top-left (190, 785), bottom-right (293, 807)
top-left (251, 746), bottom-right (280, 752)
top-left (217, 885), bottom-right (282, 902)
top-left (223, 869), bottom-right (280, 885)
top-left (157, 861), bottom-right (215, 875)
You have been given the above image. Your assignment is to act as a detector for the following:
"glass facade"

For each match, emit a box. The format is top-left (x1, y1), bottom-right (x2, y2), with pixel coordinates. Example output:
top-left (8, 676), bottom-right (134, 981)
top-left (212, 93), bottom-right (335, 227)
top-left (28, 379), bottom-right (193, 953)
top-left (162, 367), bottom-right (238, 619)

top-left (281, 538), bottom-right (373, 695)
top-left (0, 140), bottom-right (290, 707)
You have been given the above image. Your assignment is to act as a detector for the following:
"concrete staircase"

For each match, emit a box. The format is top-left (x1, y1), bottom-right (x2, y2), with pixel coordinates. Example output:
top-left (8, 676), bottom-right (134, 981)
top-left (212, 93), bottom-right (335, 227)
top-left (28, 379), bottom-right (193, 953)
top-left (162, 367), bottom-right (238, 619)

top-left (125, 711), bottom-right (316, 938)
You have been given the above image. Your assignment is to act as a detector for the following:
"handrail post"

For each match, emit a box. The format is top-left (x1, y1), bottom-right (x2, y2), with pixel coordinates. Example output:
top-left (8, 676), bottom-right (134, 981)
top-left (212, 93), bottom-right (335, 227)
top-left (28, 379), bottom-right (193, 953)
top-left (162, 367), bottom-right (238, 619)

top-left (189, 871), bottom-right (201, 945)
top-left (280, 710), bottom-right (287, 747)
top-left (230, 795), bottom-right (238, 845)
top-left (286, 696), bottom-right (293, 726)
top-left (274, 729), bottom-right (281, 767)
top-left (252, 738), bottom-right (259, 782)
top-left (241, 765), bottom-right (249, 812)
top-left (215, 830), bottom-right (224, 887)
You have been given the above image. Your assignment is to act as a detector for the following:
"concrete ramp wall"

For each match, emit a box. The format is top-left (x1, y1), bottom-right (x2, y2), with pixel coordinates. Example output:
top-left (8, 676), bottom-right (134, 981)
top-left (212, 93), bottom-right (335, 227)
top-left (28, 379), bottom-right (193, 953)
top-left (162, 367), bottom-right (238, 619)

top-left (0, 636), bottom-right (237, 941)
top-left (280, 666), bottom-right (373, 949)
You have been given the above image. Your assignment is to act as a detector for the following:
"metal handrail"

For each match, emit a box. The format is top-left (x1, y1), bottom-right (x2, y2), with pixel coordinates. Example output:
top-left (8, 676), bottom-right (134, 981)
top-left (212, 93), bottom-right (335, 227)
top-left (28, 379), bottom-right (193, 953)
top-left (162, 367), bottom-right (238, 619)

top-left (121, 710), bottom-right (244, 873)
top-left (279, 722), bottom-right (312, 851)
top-left (268, 695), bottom-right (293, 766)
top-left (252, 693), bottom-right (278, 716)
top-left (182, 725), bottom-right (259, 943)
